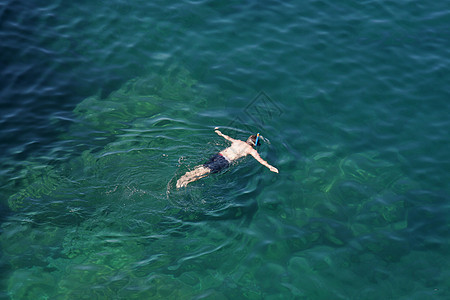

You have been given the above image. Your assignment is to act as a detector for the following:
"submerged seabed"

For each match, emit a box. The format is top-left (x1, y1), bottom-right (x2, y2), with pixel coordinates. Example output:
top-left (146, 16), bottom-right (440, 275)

top-left (2, 67), bottom-right (449, 299)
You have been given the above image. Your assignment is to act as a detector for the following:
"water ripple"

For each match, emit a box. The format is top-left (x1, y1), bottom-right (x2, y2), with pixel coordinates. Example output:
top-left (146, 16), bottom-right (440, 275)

top-left (1, 0), bottom-right (449, 298)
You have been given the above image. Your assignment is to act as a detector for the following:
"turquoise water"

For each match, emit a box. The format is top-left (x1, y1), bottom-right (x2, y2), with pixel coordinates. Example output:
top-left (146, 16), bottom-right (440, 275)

top-left (1, 0), bottom-right (449, 299)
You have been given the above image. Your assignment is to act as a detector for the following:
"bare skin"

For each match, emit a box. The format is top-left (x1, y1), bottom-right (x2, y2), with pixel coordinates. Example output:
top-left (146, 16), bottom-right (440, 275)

top-left (176, 127), bottom-right (278, 188)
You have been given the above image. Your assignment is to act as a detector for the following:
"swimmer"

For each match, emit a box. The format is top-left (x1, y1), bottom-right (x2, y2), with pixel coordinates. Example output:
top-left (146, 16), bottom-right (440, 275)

top-left (176, 127), bottom-right (279, 188)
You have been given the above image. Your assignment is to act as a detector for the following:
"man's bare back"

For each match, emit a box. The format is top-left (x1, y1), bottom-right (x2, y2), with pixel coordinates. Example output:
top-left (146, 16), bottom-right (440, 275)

top-left (176, 128), bottom-right (278, 188)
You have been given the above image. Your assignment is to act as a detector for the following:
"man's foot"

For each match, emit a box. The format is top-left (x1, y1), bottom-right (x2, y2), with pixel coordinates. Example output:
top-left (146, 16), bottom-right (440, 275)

top-left (176, 179), bottom-right (187, 188)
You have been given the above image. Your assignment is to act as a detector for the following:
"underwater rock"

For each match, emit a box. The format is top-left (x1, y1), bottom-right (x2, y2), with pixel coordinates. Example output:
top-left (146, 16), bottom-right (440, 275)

top-left (178, 271), bottom-right (200, 286)
top-left (73, 65), bottom-right (205, 136)
top-left (288, 256), bottom-right (315, 275)
top-left (2, 64), bottom-right (244, 298)
top-left (7, 164), bottom-right (64, 212)
top-left (255, 262), bottom-right (286, 290)
top-left (8, 267), bottom-right (58, 300)
top-left (287, 149), bottom-right (420, 271)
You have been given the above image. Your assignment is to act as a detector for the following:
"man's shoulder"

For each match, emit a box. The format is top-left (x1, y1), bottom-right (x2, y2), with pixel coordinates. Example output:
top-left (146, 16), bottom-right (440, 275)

top-left (229, 140), bottom-right (251, 153)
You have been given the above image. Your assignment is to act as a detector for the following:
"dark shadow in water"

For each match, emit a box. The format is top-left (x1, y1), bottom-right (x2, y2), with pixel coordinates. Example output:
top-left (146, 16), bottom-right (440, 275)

top-left (0, 0), bottom-right (147, 166)
top-left (0, 199), bottom-right (12, 223)
top-left (0, 198), bottom-right (13, 297)
top-left (0, 261), bottom-right (12, 300)
top-left (406, 190), bottom-right (449, 251)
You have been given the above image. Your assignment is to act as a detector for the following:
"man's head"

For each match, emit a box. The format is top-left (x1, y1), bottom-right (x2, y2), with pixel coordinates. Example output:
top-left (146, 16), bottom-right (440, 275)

top-left (246, 135), bottom-right (261, 147)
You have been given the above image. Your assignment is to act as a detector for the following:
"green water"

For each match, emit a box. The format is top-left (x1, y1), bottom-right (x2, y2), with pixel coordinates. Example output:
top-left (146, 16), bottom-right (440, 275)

top-left (1, 0), bottom-right (449, 299)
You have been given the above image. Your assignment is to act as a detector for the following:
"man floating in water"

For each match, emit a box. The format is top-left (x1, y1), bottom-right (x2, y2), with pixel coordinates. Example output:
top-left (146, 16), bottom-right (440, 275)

top-left (176, 127), bottom-right (279, 188)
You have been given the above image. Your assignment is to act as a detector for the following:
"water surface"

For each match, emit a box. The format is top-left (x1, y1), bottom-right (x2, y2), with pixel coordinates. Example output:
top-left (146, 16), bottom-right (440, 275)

top-left (1, 0), bottom-right (449, 299)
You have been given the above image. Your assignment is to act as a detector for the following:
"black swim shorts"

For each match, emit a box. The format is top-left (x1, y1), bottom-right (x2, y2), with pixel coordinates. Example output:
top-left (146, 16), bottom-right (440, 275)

top-left (203, 153), bottom-right (230, 173)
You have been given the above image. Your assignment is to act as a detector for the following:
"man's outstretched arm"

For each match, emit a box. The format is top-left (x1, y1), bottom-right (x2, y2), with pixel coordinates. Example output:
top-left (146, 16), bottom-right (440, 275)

top-left (214, 127), bottom-right (236, 142)
top-left (250, 150), bottom-right (279, 173)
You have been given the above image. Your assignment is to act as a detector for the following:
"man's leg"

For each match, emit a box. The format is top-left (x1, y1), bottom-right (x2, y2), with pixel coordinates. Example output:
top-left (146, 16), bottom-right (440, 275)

top-left (176, 166), bottom-right (211, 188)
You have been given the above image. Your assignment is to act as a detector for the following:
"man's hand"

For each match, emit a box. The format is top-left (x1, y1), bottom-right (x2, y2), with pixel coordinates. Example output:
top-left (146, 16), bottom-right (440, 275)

top-left (269, 166), bottom-right (279, 173)
top-left (214, 127), bottom-right (219, 130)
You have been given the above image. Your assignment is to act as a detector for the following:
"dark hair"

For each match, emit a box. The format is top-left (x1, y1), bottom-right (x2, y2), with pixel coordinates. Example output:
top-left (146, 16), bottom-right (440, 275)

top-left (247, 135), bottom-right (261, 147)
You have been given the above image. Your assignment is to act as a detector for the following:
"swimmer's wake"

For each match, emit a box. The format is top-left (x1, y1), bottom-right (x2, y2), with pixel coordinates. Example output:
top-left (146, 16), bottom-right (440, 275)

top-left (176, 127), bottom-right (278, 188)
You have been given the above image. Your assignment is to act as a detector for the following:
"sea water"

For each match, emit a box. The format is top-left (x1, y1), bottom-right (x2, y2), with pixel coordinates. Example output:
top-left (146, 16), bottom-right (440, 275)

top-left (1, 0), bottom-right (449, 299)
